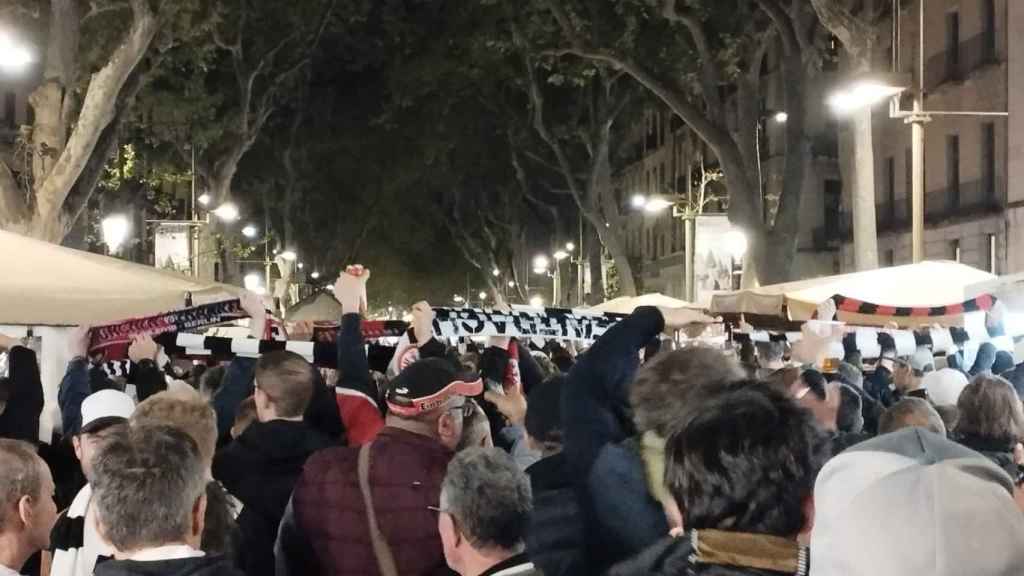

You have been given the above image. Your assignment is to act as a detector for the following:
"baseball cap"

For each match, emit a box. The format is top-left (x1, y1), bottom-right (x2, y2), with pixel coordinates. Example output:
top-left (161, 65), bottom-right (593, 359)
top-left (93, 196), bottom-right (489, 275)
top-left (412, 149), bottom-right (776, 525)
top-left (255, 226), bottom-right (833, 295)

top-left (811, 428), bottom-right (1024, 576)
top-left (80, 389), bottom-right (135, 434)
top-left (922, 367), bottom-right (969, 406)
top-left (386, 358), bottom-right (483, 417)
top-left (908, 347), bottom-right (935, 373)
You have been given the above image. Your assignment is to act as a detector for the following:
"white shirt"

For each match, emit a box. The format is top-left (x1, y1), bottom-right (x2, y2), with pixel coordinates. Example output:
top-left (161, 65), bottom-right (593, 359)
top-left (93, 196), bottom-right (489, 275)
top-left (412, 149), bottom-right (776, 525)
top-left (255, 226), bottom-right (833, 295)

top-left (123, 545), bottom-right (205, 562)
top-left (0, 563), bottom-right (23, 576)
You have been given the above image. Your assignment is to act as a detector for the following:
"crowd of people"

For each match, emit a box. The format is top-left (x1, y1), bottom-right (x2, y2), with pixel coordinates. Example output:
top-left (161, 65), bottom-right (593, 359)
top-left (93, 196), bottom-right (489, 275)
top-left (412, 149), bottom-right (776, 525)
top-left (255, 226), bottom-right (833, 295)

top-left (1, 268), bottom-right (1023, 576)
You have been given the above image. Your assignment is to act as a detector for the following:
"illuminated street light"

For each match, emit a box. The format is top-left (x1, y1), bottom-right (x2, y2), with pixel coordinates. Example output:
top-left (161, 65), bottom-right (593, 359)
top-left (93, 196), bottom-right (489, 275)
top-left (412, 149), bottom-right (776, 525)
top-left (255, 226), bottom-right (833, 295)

top-left (453, 294), bottom-right (465, 303)
top-left (773, 111), bottom-right (789, 123)
top-left (529, 295), bottom-right (544, 308)
top-left (243, 273), bottom-right (262, 292)
top-left (478, 291), bottom-right (488, 300)
top-left (630, 194), bottom-right (647, 209)
top-left (101, 214), bottom-right (130, 254)
top-left (723, 230), bottom-right (748, 259)
top-left (553, 250), bottom-right (569, 261)
top-left (492, 268), bottom-right (500, 277)
top-left (507, 280), bottom-right (516, 288)
top-left (241, 224), bottom-right (257, 238)
top-left (827, 72), bottom-right (911, 115)
top-left (643, 197), bottom-right (674, 213)
top-left (0, 32), bottom-right (33, 73)
top-left (565, 242), bottom-right (575, 252)
top-left (279, 250), bottom-right (297, 261)
top-left (212, 202), bottom-right (239, 222)
top-left (297, 262), bottom-right (304, 270)
top-left (532, 255), bottom-right (549, 270)
top-left (311, 271), bottom-right (321, 280)
top-left (197, 194), bottom-right (211, 206)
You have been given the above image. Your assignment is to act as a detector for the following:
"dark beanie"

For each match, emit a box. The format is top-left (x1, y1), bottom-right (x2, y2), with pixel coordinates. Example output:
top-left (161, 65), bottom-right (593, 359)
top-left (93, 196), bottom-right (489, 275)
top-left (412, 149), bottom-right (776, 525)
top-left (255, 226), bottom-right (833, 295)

top-left (992, 350), bottom-right (1015, 376)
top-left (525, 375), bottom-right (566, 444)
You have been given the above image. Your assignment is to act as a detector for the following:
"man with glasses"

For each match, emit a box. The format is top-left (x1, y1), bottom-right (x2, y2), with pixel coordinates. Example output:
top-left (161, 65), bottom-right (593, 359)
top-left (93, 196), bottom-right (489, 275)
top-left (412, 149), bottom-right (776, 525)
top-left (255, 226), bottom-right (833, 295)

top-left (277, 356), bottom-right (483, 576)
top-left (435, 448), bottom-right (539, 576)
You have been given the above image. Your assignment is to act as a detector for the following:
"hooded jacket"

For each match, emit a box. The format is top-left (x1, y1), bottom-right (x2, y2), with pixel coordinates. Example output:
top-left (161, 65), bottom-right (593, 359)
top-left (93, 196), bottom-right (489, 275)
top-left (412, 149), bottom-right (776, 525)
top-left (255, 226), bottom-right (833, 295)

top-left (524, 452), bottom-right (586, 576)
top-left (608, 532), bottom-right (807, 576)
top-left (212, 419), bottom-right (332, 576)
top-left (94, 555), bottom-right (243, 576)
top-left (0, 346), bottom-right (43, 443)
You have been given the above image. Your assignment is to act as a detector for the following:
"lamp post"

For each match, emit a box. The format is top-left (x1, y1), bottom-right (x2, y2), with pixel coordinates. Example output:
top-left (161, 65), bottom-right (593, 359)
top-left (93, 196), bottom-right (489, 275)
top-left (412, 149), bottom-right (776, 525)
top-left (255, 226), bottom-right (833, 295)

top-left (533, 254), bottom-right (558, 306)
top-left (101, 214), bottom-right (130, 255)
top-left (632, 194), bottom-right (700, 301)
top-left (146, 200), bottom-right (239, 277)
top-left (723, 230), bottom-right (748, 290)
top-left (0, 32), bottom-right (33, 73)
top-left (827, 0), bottom-right (1008, 263)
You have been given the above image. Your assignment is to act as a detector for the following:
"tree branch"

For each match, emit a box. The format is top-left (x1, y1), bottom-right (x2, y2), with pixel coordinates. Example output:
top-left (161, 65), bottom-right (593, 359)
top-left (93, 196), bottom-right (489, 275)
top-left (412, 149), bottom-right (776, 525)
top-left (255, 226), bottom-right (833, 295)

top-left (82, 0), bottom-right (130, 23)
top-left (808, 0), bottom-right (878, 60)
top-left (656, 0), bottom-right (724, 121)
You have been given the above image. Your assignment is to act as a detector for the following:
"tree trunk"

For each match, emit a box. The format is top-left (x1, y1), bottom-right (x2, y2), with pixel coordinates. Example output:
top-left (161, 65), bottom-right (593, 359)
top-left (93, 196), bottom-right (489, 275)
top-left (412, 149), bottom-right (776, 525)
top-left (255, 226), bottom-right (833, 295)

top-left (587, 222), bottom-right (604, 303)
top-left (850, 103), bottom-right (879, 270)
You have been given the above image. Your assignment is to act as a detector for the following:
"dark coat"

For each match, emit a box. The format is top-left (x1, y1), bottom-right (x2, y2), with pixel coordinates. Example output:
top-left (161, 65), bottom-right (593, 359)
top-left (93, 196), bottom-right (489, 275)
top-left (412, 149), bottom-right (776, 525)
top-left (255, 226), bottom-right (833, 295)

top-left (94, 555), bottom-right (244, 576)
top-left (525, 453), bottom-right (587, 576)
top-left (276, 427), bottom-right (453, 576)
top-left (213, 420), bottom-right (331, 576)
top-left (957, 433), bottom-right (1021, 481)
top-left (863, 366), bottom-right (895, 407)
top-left (608, 535), bottom-right (802, 576)
top-left (562, 307), bottom-right (669, 571)
top-left (0, 346), bottom-right (43, 443)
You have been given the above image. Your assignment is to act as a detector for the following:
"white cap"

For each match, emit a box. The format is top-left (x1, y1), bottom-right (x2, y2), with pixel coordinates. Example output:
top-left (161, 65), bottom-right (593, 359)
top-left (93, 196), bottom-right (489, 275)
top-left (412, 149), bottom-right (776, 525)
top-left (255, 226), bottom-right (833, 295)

top-left (922, 368), bottom-right (969, 406)
top-left (80, 389), bottom-right (135, 433)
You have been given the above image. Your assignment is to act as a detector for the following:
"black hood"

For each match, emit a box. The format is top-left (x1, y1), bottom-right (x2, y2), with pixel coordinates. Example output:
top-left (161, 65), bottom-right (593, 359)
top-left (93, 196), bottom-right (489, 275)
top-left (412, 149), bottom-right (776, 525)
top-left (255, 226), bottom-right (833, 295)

top-left (95, 555), bottom-right (242, 576)
top-left (233, 419), bottom-right (332, 469)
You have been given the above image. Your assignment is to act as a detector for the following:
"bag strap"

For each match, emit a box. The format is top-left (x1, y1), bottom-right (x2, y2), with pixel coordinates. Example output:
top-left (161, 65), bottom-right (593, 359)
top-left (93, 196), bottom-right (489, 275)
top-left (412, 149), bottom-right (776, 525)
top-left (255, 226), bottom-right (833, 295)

top-left (358, 442), bottom-right (400, 576)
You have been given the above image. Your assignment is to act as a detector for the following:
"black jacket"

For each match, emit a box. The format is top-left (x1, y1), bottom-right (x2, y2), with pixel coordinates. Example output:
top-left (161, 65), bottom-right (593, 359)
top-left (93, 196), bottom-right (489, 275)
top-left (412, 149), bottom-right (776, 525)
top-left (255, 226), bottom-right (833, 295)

top-left (525, 452), bottom-right (587, 576)
top-left (957, 433), bottom-right (1022, 481)
top-left (212, 419), bottom-right (331, 576)
top-left (608, 534), bottom-right (804, 576)
top-left (0, 346), bottom-right (43, 443)
top-left (863, 366), bottom-right (895, 407)
top-left (94, 555), bottom-right (244, 576)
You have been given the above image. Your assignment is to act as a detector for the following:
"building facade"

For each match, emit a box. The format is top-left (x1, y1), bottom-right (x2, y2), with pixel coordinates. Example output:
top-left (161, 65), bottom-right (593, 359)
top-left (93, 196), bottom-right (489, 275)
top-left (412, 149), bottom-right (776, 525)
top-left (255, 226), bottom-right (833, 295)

top-left (841, 0), bottom-right (1016, 275)
top-left (617, 0), bottom-right (1022, 302)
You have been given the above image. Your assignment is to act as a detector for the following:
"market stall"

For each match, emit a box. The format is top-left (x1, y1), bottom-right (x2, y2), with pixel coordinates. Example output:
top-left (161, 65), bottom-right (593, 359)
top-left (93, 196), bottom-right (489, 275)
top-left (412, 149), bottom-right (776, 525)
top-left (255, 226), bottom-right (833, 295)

top-left (591, 293), bottom-right (701, 315)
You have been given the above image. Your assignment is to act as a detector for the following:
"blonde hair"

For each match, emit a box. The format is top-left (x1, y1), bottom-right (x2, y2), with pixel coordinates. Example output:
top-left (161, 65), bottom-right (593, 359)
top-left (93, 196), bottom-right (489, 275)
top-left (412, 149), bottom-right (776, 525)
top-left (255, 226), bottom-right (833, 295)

top-left (131, 389), bottom-right (217, 469)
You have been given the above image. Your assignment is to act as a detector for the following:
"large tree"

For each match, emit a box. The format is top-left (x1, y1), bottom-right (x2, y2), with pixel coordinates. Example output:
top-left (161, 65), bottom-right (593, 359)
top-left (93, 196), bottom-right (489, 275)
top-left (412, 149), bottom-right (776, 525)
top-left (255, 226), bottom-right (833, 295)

top-left (0, 0), bottom-right (205, 242)
top-left (527, 0), bottom-right (828, 284)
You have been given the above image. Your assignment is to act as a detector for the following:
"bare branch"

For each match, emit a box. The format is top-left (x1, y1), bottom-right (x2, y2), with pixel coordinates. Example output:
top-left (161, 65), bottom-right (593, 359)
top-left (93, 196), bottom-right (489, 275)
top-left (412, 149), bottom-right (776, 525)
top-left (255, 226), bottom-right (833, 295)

top-left (657, 0), bottom-right (724, 121)
top-left (808, 0), bottom-right (878, 61)
top-left (83, 0), bottom-right (130, 23)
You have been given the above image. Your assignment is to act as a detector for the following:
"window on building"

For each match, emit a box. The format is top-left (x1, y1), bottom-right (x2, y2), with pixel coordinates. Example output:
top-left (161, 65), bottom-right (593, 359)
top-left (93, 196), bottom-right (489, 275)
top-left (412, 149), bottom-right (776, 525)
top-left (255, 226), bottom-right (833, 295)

top-left (824, 179), bottom-right (842, 232)
top-left (658, 163), bottom-right (666, 193)
top-left (947, 134), bottom-right (960, 211)
top-left (646, 228), bottom-right (652, 257)
top-left (945, 10), bottom-right (960, 82)
top-left (671, 220), bottom-right (679, 253)
top-left (885, 249), bottom-right (896, 267)
top-left (950, 239), bottom-right (961, 262)
top-left (3, 92), bottom-right (15, 129)
top-left (982, 0), bottom-right (997, 62)
top-left (982, 122), bottom-right (996, 203)
top-left (905, 147), bottom-right (913, 223)
top-left (886, 156), bottom-right (896, 225)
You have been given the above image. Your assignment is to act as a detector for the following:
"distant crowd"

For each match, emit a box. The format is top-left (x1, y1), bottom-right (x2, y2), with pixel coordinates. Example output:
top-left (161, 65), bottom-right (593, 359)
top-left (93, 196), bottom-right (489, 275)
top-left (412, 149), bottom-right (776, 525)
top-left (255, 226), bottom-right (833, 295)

top-left (0, 268), bottom-right (1022, 576)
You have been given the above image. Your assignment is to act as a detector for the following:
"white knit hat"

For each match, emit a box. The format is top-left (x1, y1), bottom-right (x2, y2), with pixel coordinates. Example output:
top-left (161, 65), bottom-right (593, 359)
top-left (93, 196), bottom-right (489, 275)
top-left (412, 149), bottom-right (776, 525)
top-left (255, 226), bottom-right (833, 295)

top-left (922, 367), bottom-right (970, 406)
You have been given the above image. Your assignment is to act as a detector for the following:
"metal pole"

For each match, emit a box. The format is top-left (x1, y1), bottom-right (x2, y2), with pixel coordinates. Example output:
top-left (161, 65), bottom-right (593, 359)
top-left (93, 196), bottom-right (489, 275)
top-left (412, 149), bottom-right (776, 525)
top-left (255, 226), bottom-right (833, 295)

top-left (190, 144), bottom-right (199, 278)
top-left (577, 212), bottom-right (584, 306)
top-left (910, 103), bottom-right (928, 263)
top-left (684, 216), bottom-right (695, 301)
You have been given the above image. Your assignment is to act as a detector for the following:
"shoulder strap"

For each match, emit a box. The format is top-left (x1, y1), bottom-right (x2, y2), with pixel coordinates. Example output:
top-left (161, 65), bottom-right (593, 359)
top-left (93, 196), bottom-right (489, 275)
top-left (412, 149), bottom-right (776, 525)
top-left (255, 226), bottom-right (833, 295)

top-left (358, 442), bottom-right (400, 576)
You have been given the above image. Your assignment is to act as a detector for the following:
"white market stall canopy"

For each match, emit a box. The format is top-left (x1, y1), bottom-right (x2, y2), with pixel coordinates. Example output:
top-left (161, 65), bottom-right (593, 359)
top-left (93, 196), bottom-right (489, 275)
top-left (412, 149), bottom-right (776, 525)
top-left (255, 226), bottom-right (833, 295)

top-left (286, 291), bottom-right (342, 322)
top-left (0, 229), bottom-right (242, 326)
top-left (590, 293), bottom-right (701, 315)
top-left (965, 271), bottom-right (1024, 311)
top-left (710, 261), bottom-right (997, 327)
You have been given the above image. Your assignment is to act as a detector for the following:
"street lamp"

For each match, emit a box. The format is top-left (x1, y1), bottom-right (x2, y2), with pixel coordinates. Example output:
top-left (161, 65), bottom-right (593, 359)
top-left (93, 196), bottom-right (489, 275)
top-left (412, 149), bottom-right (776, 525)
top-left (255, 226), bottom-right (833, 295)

top-left (241, 224), bottom-right (258, 238)
top-left (311, 271), bottom-right (321, 280)
top-left (197, 194), bottom-right (211, 206)
top-left (279, 250), bottom-right (297, 261)
top-left (565, 242), bottom-right (575, 252)
top-left (478, 291), bottom-right (488, 301)
top-left (101, 214), bottom-right (130, 254)
top-left (0, 32), bottom-right (33, 73)
top-left (243, 273), bottom-right (266, 295)
top-left (529, 295), bottom-right (544, 309)
top-left (532, 255), bottom-right (550, 271)
top-left (772, 111), bottom-right (789, 124)
top-left (724, 230), bottom-right (748, 290)
top-left (297, 262), bottom-right (304, 270)
top-left (553, 250), bottom-right (569, 261)
top-left (827, 73), bottom-right (911, 115)
top-left (492, 268), bottom-right (500, 277)
top-left (453, 294), bottom-right (465, 304)
top-left (212, 202), bottom-right (239, 223)
top-left (507, 280), bottom-right (516, 288)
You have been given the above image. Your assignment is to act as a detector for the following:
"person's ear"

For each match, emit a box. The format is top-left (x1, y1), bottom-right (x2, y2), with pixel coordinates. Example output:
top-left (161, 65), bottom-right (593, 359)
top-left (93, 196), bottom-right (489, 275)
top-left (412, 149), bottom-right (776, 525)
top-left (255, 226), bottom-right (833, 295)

top-left (72, 436), bottom-right (83, 461)
top-left (190, 492), bottom-right (208, 545)
top-left (17, 494), bottom-right (33, 528)
top-left (798, 494), bottom-right (815, 545)
top-left (437, 412), bottom-right (457, 443)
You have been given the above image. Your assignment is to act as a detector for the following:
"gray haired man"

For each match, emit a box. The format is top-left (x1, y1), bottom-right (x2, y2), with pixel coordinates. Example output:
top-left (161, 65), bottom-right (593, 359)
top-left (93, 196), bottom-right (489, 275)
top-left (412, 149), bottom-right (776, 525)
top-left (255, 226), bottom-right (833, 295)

top-left (436, 448), bottom-right (539, 576)
top-left (0, 439), bottom-right (57, 576)
top-left (91, 425), bottom-right (242, 576)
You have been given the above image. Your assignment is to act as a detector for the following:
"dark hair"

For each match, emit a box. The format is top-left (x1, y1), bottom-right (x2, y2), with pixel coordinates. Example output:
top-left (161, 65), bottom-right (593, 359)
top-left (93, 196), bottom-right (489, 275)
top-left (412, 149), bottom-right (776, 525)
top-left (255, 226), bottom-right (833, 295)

top-left (992, 351), bottom-right (1015, 376)
top-left (255, 351), bottom-right (315, 418)
top-left (956, 375), bottom-right (1024, 444)
top-left (837, 384), bottom-right (864, 434)
top-left (879, 398), bottom-right (946, 436)
top-left (0, 439), bottom-right (42, 531)
top-left (800, 369), bottom-right (828, 401)
top-left (755, 341), bottom-right (785, 364)
top-left (664, 380), bottom-right (831, 536)
top-left (441, 448), bottom-right (531, 551)
top-left (525, 375), bottom-right (565, 447)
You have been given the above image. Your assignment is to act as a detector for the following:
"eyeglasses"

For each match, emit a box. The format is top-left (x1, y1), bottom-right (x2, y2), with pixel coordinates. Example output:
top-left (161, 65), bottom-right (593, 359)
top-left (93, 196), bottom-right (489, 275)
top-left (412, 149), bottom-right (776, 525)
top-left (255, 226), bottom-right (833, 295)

top-left (447, 399), bottom-right (477, 419)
